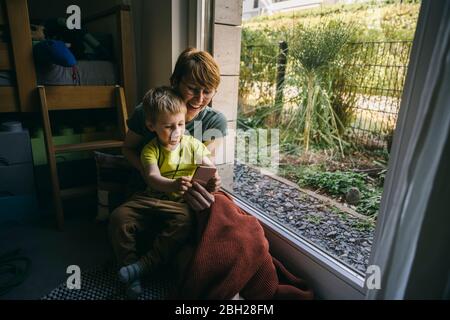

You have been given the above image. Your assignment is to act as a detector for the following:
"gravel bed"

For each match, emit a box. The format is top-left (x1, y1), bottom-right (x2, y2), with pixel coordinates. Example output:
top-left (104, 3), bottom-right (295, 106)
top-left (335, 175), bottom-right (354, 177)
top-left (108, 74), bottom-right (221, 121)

top-left (230, 162), bottom-right (375, 274)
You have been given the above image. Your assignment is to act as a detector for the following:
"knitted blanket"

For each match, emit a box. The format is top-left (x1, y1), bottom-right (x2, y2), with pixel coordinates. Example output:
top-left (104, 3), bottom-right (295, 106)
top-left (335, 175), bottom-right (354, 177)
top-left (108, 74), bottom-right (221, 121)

top-left (175, 192), bottom-right (313, 300)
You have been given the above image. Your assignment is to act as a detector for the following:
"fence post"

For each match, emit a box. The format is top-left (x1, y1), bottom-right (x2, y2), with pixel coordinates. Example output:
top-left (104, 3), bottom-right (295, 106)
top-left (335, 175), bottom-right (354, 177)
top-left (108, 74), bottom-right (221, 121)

top-left (275, 41), bottom-right (288, 110)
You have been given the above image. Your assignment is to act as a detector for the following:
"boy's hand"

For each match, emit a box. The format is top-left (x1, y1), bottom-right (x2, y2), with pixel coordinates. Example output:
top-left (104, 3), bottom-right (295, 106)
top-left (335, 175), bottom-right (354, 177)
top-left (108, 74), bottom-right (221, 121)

top-left (175, 176), bottom-right (192, 194)
top-left (206, 171), bottom-right (221, 193)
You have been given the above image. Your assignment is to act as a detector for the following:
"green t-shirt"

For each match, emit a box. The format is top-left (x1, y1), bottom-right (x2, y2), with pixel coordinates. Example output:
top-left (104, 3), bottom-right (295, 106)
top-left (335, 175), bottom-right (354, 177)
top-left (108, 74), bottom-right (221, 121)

top-left (127, 103), bottom-right (228, 151)
top-left (140, 135), bottom-right (211, 201)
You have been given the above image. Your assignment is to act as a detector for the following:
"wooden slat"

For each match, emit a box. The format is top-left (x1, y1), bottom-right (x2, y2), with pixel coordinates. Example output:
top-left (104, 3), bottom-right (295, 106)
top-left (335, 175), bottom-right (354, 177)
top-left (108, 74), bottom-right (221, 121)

top-left (118, 8), bottom-right (137, 114)
top-left (60, 185), bottom-right (97, 200)
top-left (116, 86), bottom-right (128, 138)
top-left (42, 86), bottom-right (117, 110)
top-left (0, 86), bottom-right (19, 112)
top-left (0, 42), bottom-right (12, 70)
top-left (38, 86), bottom-right (64, 229)
top-left (54, 140), bottom-right (123, 153)
top-left (6, 0), bottom-right (37, 112)
top-left (0, 1), bottom-right (5, 25)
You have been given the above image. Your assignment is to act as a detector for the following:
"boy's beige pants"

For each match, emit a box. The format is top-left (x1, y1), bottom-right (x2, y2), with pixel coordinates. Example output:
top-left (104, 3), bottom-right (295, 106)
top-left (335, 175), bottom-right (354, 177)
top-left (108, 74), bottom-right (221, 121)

top-left (108, 192), bottom-right (192, 272)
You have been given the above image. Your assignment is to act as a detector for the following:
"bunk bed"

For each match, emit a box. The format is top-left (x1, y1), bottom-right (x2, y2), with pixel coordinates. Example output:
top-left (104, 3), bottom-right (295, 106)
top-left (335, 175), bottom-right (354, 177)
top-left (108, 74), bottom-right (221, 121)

top-left (0, 0), bottom-right (136, 113)
top-left (0, 0), bottom-right (137, 228)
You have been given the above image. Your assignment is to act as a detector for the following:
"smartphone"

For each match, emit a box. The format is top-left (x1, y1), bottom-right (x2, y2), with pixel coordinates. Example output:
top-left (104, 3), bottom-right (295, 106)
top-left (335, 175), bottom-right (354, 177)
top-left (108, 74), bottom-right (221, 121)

top-left (192, 166), bottom-right (217, 187)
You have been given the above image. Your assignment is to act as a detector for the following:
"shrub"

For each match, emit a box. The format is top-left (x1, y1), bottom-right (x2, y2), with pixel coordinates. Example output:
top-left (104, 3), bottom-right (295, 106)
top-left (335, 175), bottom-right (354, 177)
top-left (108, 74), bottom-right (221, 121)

top-left (239, 28), bottom-right (280, 110)
top-left (285, 20), bottom-right (356, 154)
top-left (300, 170), bottom-right (382, 217)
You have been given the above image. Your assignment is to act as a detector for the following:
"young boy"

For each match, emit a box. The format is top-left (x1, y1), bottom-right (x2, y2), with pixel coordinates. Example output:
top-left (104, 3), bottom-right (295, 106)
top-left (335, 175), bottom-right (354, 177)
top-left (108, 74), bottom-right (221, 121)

top-left (118, 86), bottom-right (216, 298)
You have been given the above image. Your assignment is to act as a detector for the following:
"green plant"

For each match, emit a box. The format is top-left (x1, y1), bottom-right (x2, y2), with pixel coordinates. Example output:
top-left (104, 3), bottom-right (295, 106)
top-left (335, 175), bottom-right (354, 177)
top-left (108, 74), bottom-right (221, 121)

top-left (285, 20), bottom-right (356, 154)
top-left (243, 2), bottom-right (420, 42)
top-left (357, 190), bottom-right (381, 217)
top-left (351, 220), bottom-right (375, 231)
top-left (300, 169), bottom-right (382, 217)
top-left (300, 170), bottom-right (367, 196)
top-left (305, 214), bottom-right (323, 225)
top-left (237, 105), bottom-right (274, 129)
top-left (239, 28), bottom-right (280, 110)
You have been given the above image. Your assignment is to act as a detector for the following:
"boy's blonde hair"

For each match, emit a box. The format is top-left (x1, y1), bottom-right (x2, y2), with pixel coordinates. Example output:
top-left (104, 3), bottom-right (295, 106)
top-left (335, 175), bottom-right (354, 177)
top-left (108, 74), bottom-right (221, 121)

top-left (170, 48), bottom-right (220, 90)
top-left (142, 86), bottom-right (186, 124)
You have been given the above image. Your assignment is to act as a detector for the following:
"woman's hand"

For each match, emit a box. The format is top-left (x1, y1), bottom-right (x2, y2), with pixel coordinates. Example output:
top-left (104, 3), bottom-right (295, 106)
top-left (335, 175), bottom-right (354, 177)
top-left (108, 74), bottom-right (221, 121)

top-left (183, 182), bottom-right (215, 211)
top-left (206, 171), bottom-right (221, 193)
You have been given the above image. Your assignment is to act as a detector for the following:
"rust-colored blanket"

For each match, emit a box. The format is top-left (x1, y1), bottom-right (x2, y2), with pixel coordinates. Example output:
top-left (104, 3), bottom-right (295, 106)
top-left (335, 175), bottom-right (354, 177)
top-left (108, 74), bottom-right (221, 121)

top-left (175, 192), bottom-right (314, 300)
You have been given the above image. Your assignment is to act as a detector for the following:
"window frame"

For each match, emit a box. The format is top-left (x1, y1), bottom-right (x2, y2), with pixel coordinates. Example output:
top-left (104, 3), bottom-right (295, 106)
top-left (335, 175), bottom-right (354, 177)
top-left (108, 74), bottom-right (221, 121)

top-left (223, 191), bottom-right (367, 299)
top-left (216, 0), bottom-right (444, 299)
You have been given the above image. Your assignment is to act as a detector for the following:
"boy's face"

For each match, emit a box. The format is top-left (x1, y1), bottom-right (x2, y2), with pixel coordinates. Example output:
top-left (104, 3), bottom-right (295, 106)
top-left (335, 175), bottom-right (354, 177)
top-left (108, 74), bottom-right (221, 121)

top-left (147, 112), bottom-right (186, 149)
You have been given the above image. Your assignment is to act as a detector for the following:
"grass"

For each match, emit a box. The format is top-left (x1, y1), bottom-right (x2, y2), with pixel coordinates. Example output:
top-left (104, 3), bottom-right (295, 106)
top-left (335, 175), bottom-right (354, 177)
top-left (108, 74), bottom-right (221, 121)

top-left (351, 220), bottom-right (375, 232)
top-left (305, 215), bottom-right (323, 225)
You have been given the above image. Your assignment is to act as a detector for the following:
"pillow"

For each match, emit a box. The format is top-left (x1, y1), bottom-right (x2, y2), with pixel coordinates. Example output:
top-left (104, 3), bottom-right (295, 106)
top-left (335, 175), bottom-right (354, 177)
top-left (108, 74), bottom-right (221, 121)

top-left (94, 151), bottom-right (132, 222)
top-left (33, 40), bottom-right (77, 67)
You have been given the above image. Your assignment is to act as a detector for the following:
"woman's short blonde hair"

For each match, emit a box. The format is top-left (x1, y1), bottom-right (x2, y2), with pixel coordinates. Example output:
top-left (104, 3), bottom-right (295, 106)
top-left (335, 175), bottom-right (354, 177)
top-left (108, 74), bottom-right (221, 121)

top-left (170, 48), bottom-right (221, 90)
top-left (142, 86), bottom-right (186, 124)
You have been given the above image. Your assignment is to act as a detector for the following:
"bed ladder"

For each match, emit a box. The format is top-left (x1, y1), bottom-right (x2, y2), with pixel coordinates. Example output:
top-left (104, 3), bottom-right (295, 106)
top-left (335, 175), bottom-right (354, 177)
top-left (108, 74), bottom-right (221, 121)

top-left (38, 85), bottom-right (128, 229)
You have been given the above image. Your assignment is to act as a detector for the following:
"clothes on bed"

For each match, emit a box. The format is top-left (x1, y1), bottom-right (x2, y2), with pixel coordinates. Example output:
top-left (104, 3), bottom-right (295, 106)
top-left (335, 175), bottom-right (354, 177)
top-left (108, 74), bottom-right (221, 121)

top-left (35, 60), bottom-right (118, 85)
top-left (44, 18), bottom-right (112, 60)
top-left (0, 61), bottom-right (117, 87)
top-left (0, 72), bottom-right (14, 86)
top-left (28, 19), bottom-right (115, 85)
top-left (33, 40), bottom-right (77, 67)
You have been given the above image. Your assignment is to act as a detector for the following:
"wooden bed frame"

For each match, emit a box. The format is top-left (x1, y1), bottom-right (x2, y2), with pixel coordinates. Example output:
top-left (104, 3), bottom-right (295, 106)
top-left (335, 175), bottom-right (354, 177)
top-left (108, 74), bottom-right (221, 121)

top-left (0, 0), bottom-right (136, 114)
top-left (0, 0), bottom-right (136, 228)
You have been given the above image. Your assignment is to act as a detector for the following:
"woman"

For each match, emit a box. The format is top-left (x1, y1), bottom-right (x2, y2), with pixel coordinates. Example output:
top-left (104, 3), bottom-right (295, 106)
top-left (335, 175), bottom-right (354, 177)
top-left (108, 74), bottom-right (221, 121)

top-left (109, 48), bottom-right (227, 293)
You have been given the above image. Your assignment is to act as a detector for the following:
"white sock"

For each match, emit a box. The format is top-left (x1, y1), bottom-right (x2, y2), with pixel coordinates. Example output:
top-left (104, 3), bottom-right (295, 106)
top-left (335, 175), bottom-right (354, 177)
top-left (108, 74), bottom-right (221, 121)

top-left (118, 262), bottom-right (143, 284)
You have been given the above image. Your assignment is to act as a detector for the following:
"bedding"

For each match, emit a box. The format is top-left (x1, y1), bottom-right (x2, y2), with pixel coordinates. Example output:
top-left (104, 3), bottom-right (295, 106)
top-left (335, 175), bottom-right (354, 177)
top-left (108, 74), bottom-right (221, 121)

top-left (36, 60), bottom-right (118, 85)
top-left (0, 71), bottom-right (14, 86)
top-left (0, 60), bottom-right (118, 86)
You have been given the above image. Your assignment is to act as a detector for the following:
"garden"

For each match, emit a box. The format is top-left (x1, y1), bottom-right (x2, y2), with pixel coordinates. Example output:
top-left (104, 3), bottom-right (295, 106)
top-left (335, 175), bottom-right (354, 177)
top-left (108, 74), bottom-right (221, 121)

top-left (232, 0), bottom-right (421, 273)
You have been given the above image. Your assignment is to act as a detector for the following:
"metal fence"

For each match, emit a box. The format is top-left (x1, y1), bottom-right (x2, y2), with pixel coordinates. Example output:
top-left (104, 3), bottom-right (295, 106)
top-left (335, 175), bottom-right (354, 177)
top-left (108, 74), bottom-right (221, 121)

top-left (239, 40), bottom-right (413, 149)
top-left (342, 41), bottom-right (413, 148)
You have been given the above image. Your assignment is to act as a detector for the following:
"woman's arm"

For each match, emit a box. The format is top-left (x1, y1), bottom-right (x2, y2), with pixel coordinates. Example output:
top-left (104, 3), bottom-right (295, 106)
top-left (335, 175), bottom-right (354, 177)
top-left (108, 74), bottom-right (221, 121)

top-left (122, 130), bottom-right (146, 177)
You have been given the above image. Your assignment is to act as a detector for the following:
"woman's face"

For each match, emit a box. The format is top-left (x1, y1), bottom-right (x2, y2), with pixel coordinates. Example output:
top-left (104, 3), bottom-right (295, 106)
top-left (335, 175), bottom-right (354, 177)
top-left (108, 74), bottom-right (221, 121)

top-left (177, 76), bottom-right (217, 122)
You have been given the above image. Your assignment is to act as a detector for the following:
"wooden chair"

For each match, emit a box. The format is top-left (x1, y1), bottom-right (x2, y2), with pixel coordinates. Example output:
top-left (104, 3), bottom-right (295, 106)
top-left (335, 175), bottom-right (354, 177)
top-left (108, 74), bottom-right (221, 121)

top-left (38, 85), bottom-right (128, 229)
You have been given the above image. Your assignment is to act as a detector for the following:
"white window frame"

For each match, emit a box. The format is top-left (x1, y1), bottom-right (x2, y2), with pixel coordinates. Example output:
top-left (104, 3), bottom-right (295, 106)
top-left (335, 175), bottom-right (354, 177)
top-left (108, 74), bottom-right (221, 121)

top-left (188, 0), bottom-right (213, 52)
top-left (223, 191), bottom-right (367, 299)
top-left (209, 0), bottom-right (447, 299)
